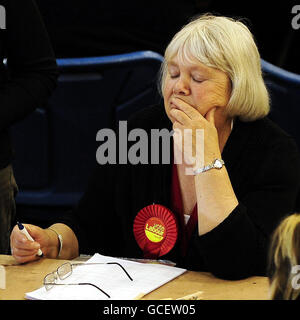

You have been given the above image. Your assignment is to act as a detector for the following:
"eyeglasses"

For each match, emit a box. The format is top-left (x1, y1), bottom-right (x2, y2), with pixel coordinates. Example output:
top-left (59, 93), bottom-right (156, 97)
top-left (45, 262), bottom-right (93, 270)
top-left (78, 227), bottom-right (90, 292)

top-left (44, 262), bottom-right (133, 299)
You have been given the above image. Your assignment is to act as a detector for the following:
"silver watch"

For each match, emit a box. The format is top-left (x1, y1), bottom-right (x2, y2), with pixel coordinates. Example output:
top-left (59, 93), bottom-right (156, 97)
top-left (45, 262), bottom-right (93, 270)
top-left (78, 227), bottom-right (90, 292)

top-left (193, 159), bottom-right (225, 175)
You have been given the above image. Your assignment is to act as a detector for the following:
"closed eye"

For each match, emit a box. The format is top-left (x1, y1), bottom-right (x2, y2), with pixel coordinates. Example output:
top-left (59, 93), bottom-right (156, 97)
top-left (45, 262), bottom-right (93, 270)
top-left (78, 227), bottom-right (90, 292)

top-left (192, 77), bottom-right (204, 83)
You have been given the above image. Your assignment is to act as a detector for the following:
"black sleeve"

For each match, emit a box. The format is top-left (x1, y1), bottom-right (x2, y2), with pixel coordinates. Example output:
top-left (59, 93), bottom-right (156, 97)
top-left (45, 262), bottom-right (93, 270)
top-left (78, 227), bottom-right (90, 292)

top-left (187, 137), bottom-right (300, 280)
top-left (0, 0), bottom-right (58, 130)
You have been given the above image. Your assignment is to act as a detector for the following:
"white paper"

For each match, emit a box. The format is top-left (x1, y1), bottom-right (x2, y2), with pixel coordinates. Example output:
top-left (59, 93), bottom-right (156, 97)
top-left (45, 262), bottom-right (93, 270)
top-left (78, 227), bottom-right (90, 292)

top-left (25, 253), bottom-right (186, 300)
top-left (0, 265), bottom-right (6, 289)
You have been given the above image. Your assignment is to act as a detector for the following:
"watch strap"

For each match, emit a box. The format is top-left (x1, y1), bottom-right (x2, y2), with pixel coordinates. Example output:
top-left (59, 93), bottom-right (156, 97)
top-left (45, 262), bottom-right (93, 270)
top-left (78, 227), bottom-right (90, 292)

top-left (193, 159), bottom-right (224, 175)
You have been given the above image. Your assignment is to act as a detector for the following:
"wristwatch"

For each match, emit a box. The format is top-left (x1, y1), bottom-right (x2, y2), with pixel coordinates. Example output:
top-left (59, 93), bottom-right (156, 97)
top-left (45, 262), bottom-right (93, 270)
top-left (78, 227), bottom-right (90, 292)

top-left (192, 159), bottom-right (225, 175)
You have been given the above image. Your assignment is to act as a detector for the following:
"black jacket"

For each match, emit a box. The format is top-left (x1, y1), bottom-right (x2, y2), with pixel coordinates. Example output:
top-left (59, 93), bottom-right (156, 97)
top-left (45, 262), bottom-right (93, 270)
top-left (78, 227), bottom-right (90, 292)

top-left (0, 0), bottom-right (58, 169)
top-left (57, 104), bottom-right (300, 280)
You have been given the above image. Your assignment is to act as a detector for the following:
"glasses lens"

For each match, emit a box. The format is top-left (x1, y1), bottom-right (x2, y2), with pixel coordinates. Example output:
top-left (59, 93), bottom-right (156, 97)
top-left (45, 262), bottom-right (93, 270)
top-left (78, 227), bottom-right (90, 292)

top-left (44, 273), bottom-right (56, 290)
top-left (57, 263), bottom-right (72, 280)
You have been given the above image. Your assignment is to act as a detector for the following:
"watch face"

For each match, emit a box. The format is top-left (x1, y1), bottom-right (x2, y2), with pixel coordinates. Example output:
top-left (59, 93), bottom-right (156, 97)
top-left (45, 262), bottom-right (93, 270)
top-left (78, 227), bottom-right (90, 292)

top-left (214, 159), bottom-right (223, 169)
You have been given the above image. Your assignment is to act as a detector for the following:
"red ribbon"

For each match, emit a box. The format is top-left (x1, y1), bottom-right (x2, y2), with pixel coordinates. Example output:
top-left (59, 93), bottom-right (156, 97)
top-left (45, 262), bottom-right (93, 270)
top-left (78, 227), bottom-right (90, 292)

top-left (133, 204), bottom-right (178, 259)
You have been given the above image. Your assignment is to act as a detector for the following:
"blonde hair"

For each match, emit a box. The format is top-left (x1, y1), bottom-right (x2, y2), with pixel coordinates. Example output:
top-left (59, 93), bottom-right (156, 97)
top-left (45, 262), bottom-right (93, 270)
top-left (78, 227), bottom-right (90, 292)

top-left (268, 213), bottom-right (300, 300)
top-left (160, 14), bottom-right (270, 121)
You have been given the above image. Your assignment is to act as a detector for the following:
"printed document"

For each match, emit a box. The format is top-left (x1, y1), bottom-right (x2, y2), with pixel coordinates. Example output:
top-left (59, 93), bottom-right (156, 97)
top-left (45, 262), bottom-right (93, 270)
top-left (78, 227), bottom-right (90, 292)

top-left (25, 253), bottom-right (186, 300)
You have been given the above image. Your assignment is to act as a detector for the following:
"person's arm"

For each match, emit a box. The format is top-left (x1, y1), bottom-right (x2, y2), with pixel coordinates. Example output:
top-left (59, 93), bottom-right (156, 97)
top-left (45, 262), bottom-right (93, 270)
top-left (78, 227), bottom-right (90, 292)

top-left (194, 165), bottom-right (239, 235)
top-left (0, 0), bottom-right (58, 130)
top-left (44, 223), bottom-right (79, 259)
top-left (10, 222), bottom-right (78, 263)
top-left (10, 158), bottom-right (117, 263)
top-left (170, 97), bottom-right (239, 234)
top-left (187, 136), bottom-right (300, 279)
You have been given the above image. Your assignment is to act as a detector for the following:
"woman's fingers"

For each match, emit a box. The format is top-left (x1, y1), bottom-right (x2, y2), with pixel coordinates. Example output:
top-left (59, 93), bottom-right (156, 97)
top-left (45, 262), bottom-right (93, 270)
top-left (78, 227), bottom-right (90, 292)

top-left (14, 237), bottom-right (41, 251)
top-left (171, 97), bottom-right (203, 121)
top-left (170, 108), bottom-right (190, 124)
top-left (13, 251), bottom-right (40, 264)
top-left (12, 245), bottom-right (39, 257)
top-left (10, 224), bottom-right (42, 263)
top-left (11, 244), bottom-right (40, 263)
top-left (171, 98), bottom-right (218, 129)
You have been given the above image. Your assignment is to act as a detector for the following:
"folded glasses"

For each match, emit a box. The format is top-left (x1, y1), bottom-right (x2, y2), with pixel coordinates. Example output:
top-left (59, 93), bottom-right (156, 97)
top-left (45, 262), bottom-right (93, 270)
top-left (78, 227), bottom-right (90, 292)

top-left (43, 262), bottom-right (133, 299)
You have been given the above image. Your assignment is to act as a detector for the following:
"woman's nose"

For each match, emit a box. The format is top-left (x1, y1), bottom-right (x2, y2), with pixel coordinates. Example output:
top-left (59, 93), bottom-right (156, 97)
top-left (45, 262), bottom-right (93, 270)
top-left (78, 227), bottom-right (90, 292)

top-left (173, 77), bottom-right (190, 95)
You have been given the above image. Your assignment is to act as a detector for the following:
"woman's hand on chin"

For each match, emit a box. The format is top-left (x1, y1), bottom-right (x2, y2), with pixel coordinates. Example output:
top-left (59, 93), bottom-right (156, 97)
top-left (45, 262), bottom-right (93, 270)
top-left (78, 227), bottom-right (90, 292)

top-left (170, 97), bottom-right (221, 168)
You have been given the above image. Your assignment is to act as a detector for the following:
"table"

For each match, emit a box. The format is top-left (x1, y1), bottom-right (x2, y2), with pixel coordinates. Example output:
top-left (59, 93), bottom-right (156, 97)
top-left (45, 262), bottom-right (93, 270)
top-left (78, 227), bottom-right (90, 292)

top-left (0, 255), bottom-right (269, 300)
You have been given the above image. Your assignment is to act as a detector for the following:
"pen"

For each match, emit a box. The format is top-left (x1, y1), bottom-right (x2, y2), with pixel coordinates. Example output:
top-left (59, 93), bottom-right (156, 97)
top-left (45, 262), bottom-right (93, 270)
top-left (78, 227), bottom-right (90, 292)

top-left (17, 222), bottom-right (43, 257)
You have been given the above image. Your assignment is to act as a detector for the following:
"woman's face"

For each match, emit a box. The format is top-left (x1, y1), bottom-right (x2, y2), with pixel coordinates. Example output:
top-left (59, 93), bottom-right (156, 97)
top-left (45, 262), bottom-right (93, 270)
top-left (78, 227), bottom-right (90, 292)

top-left (163, 55), bottom-right (232, 123)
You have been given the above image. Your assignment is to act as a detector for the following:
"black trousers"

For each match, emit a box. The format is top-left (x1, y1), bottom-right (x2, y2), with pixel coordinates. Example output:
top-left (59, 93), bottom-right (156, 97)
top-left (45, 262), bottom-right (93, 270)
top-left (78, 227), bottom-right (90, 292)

top-left (0, 165), bottom-right (18, 254)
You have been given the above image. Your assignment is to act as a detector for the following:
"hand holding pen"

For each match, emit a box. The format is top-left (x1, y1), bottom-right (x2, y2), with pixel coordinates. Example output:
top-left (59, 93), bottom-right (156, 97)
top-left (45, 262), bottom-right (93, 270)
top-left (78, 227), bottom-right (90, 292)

top-left (10, 222), bottom-right (46, 263)
top-left (17, 222), bottom-right (43, 257)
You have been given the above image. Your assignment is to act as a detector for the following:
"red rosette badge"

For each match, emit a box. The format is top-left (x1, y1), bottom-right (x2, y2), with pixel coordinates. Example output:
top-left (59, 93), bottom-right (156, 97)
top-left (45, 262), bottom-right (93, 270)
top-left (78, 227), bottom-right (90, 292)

top-left (133, 204), bottom-right (178, 259)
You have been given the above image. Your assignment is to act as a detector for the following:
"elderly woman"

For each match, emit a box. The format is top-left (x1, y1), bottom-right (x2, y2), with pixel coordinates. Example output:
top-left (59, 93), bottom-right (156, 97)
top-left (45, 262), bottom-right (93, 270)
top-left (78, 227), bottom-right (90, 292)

top-left (10, 15), bottom-right (300, 280)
